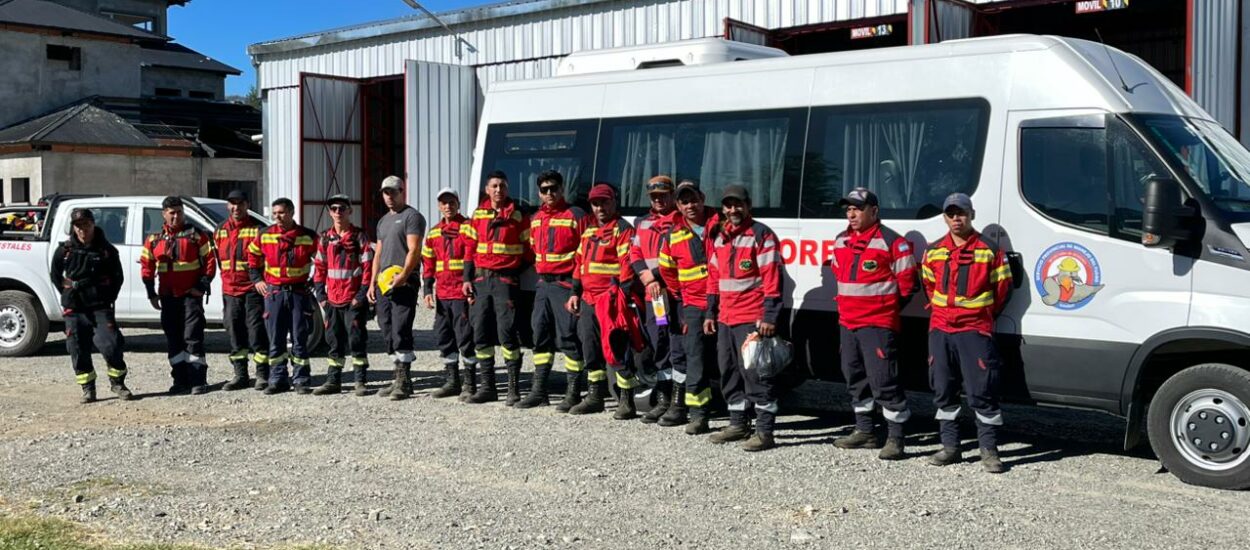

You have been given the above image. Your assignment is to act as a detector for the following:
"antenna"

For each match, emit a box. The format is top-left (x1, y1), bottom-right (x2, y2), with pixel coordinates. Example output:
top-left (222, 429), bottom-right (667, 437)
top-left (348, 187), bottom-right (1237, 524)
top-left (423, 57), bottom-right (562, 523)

top-left (1094, 28), bottom-right (1132, 93)
top-left (400, 0), bottom-right (478, 58)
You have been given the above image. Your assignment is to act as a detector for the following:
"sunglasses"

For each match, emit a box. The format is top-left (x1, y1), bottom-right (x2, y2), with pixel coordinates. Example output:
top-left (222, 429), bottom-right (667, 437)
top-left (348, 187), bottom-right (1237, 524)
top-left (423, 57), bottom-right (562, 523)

top-left (329, 205), bottom-right (350, 212)
top-left (538, 186), bottom-right (562, 195)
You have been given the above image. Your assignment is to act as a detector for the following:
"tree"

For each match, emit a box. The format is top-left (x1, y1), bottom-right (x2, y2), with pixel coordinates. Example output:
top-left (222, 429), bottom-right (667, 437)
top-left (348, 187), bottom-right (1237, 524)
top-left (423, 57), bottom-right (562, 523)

top-left (243, 85), bottom-right (261, 110)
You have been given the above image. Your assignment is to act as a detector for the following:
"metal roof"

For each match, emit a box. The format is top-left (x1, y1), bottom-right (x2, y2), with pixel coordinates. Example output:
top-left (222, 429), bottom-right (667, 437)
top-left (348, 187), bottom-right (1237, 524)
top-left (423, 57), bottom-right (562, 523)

top-left (0, 103), bottom-right (155, 148)
top-left (141, 42), bottom-right (241, 75)
top-left (0, 0), bottom-right (167, 41)
top-left (248, 0), bottom-right (609, 56)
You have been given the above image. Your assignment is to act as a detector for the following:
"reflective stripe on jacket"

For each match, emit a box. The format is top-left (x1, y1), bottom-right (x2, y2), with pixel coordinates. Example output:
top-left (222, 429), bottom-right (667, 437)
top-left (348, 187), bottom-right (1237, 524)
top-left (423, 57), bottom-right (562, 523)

top-left (461, 198), bottom-right (530, 276)
top-left (573, 217), bottom-right (635, 300)
top-left (922, 231), bottom-right (1012, 334)
top-left (706, 219), bottom-right (781, 326)
top-left (531, 202), bottom-right (588, 275)
top-left (248, 224), bottom-right (318, 286)
top-left (215, 218), bottom-right (262, 297)
top-left (421, 215), bottom-right (471, 300)
top-left (832, 223), bottom-right (918, 332)
top-left (140, 225), bottom-right (216, 298)
top-left (313, 225), bottom-right (373, 305)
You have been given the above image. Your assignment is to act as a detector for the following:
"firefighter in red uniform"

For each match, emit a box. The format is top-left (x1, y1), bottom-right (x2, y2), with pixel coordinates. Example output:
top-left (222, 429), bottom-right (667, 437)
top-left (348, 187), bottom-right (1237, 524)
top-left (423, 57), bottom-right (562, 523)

top-left (140, 196), bottom-right (217, 395)
top-left (630, 175), bottom-right (687, 423)
top-left (215, 190), bottom-right (270, 391)
top-left (312, 194), bottom-right (373, 396)
top-left (461, 170), bottom-right (531, 404)
top-left (518, 170), bottom-right (588, 409)
top-left (704, 184), bottom-right (783, 452)
top-left (922, 193), bottom-right (1013, 473)
top-left (830, 188), bottom-right (919, 460)
top-left (657, 180), bottom-right (720, 433)
top-left (249, 198), bottom-right (320, 395)
top-left (422, 187), bottom-right (477, 400)
top-left (566, 183), bottom-right (642, 418)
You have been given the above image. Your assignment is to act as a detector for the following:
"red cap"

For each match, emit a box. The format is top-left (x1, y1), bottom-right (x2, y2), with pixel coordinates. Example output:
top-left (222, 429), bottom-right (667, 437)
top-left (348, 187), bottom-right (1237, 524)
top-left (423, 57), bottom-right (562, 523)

top-left (588, 183), bottom-right (616, 202)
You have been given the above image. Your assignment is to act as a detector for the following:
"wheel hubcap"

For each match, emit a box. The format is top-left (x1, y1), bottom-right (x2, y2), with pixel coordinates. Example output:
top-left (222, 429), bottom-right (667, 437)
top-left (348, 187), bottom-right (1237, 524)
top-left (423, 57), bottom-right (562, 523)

top-left (0, 306), bottom-right (27, 348)
top-left (1171, 389), bottom-right (1250, 471)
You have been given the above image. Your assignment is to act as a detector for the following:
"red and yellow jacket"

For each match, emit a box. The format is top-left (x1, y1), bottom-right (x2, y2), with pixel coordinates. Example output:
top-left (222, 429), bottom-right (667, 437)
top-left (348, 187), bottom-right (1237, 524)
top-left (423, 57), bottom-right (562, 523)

top-left (248, 224), bottom-right (319, 287)
top-left (214, 218), bottom-right (263, 297)
top-left (530, 200), bottom-right (587, 276)
top-left (657, 208), bottom-right (720, 310)
top-left (706, 219), bottom-right (782, 327)
top-left (421, 214), bottom-right (471, 300)
top-left (630, 209), bottom-right (681, 286)
top-left (573, 216), bottom-right (635, 300)
top-left (921, 231), bottom-right (1012, 334)
top-left (140, 225), bottom-right (216, 298)
top-left (832, 223), bottom-right (919, 332)
top-left (461, 198), bottom-right (530, 277)
top-left (313, 225), bottom-right (373, 306)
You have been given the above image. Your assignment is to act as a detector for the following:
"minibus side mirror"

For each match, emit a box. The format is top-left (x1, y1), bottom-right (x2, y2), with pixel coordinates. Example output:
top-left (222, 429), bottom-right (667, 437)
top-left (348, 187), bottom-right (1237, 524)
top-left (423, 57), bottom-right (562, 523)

top-left (1141, 176), bottom-right (1195, 248)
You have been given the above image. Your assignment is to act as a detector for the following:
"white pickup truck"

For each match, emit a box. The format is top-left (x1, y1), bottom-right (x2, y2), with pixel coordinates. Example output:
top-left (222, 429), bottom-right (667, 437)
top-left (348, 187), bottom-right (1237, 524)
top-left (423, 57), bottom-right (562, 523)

top-left (0, 195), bottom-right (322, 357)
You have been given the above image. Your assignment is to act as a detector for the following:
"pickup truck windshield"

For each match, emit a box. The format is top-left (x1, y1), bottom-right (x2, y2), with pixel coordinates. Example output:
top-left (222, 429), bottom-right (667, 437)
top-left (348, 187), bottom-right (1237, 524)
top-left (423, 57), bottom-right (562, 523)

top-left (1136, 115), bottom-right (1250, 220)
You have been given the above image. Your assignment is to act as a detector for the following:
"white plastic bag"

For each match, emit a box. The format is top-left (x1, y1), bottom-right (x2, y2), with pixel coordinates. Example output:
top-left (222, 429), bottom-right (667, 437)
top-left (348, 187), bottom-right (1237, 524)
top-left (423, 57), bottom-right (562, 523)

top-left (741, 332), bottom-right (794, 379)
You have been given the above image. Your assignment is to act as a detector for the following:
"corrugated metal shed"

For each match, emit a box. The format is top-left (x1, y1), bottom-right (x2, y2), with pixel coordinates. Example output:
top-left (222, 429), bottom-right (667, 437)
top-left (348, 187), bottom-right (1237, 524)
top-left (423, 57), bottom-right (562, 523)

top-left (1192, 0), bottom-right (1239, 133)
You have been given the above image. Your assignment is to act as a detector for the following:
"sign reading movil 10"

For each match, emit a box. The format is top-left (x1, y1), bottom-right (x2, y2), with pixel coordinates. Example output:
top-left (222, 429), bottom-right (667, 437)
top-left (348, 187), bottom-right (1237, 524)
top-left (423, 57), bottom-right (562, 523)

top-left (1075, 0), bottom-right (1129, 14)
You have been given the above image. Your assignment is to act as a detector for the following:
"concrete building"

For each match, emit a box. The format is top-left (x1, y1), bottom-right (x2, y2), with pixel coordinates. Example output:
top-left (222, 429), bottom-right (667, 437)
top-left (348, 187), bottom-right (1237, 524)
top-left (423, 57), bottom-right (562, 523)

top-left (0, 0), bottom-right (259, 204)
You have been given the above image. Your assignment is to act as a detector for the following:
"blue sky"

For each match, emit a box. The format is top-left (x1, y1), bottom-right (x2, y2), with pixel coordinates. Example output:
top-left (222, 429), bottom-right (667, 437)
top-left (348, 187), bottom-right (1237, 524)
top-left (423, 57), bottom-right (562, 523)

top-left (168, 0), bottom-right (492, 97)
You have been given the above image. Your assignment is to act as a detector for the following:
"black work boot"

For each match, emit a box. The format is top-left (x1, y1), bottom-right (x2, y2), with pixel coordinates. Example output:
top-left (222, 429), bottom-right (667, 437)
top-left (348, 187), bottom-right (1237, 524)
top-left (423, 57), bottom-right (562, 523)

top-left (389, 363), bottom-right (412, 401)
top-left (928, 447), bottom-right (963, 466)
top-left (515, 364), bottom-right (551, 409)
top-left (223, 362), bottom-right (250, 391)
top-left (980, 448), bottom-right (1005, 474)
top-left (834, 430), bottom-right (881, 450)
top-left (313, 367), bottom-right (343, 395)
top-left (554, 371), bottom-right (583, 413)
top-left (467, 364), bottom-right (498, 404)
top-left (613, 386), bottom-right (638, 420)
top-left (352, 365), bottom-right (368, 396)
top-left (658, 385), bottom-right (688, 427)
top-left (378, 362), bottom-right (401, 399)
top-left (431, 365), bottom-right (460, 398)
top-left (108, 378), bottom-right (133, 401)
top-left (743, 410), bottom-right (777, 452)
top-left (253, 365), bottom-right (270, 391)
top-left (80, 383), bottom-right (97, 404)
top-left (568, 377), bottom-right (606, 415)
top-left (685, 407), bottom-right (710, 435)
top-left (879, 437), bottom-right (906, 460)
top-left (458, 364), bottom-right (477, 402)
top-left (640, 381), bottom-right (672, 424)
top-left (504, 363), bottom-right (522, 406)
top-left (709, 411), bottom-right (751, 444)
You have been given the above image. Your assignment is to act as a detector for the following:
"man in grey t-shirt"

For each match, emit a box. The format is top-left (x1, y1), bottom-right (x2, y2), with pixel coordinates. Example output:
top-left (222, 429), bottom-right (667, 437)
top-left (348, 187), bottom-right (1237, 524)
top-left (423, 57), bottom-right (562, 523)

top-left (367, 175), bottom-right (426, 400)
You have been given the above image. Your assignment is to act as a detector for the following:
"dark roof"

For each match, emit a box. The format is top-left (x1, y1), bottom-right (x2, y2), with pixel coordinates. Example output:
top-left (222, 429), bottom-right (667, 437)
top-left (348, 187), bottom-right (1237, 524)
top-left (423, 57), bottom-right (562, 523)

top-left (0, 97), bottom-right (261, 158)
top-left (141, 42), bottom-right (241, 75)
top-left (0, 0), bottom-right (167, 41)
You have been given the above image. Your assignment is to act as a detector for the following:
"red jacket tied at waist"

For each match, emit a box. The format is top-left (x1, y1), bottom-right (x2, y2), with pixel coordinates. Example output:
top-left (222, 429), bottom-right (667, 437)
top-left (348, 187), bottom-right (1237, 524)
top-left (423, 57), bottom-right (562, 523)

top-left (421, 215), bottom-right (471, 300)
top-left (592, 286), bottom-right (646, 367)
top-left (313, 225), bottom-right (373, 305)
top-left (706, 219), bottom-right (782, 327)
top-left (461, 198), bottom-right (530, 276)
top-left (531, 201), bottom-right (588, 276)
top-left (573, 217), bottom-right (635, 300)
top-left (215, 218), bottom-right (262, 297)
top-left (140, 225), bottom-right (216, 298)
top-left (630, 209), bottom-right (680, 284)
top-left (658, 208), bottom-right (719, 309)
top-left (922, 231), bottom-right (1012, 334)
top-left (248, 224), bottom-right (319, 287)
top-left (832, 223), bottom-right (919, 332)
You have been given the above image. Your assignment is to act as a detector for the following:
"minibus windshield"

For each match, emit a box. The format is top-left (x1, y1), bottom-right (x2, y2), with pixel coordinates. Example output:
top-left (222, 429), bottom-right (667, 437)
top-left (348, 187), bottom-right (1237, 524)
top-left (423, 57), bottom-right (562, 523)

top-left (1136, 115), bottom-right (1250, 218)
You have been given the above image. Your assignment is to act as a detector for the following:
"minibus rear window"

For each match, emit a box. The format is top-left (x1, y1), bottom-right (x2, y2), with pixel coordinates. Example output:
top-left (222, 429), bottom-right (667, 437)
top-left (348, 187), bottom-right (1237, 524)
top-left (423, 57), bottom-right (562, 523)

top-left (479, 119), bottom-right (600, 210)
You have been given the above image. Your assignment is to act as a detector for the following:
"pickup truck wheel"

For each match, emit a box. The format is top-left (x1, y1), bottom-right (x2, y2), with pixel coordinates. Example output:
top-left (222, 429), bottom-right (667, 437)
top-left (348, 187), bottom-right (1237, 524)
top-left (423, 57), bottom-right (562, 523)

top-left (0, 290), bottom-right (49, 357)
top-left (1147, 363), bottom-right (1250, 490)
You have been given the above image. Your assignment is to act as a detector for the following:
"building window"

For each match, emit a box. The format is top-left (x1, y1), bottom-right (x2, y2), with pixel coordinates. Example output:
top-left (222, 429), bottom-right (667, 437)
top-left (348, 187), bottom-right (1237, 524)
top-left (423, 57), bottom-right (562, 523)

top-left (155, 88), bottom-right (182, 97)
top-left (101, 10), bottom-right (154, 32)
top-left (11, 178), bottom-right (30, 204)
top-left (46, 45), bottom-right (82, 71)
top-left (189, 91), bottom-right (215, 100)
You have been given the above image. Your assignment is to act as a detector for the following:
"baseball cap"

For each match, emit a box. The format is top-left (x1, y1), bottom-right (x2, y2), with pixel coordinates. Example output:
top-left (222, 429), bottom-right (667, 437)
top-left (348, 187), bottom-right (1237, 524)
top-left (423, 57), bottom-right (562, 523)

top-left (720, 184), bottom-right (750, 204)
top-left (676, 180), bottom-right (700, 198)
top-left (380, 175), bottom-right (404, 191)
top-left (942, 192), bottom-right (974, 212)
top-left (226, 190), bottom-right (248, 203)
top-left (588, 183), bottom-right (617, 202)
top-left (326, 194), bottom-right (351, 207)
top-left (647, 175), bottom-right (674, 195)
top-left (838, 187), bottom-right (879, 208)
top-left (70, 208), bottom-right (94, 225)
top-left (436, 187), bottom-right (459, 201)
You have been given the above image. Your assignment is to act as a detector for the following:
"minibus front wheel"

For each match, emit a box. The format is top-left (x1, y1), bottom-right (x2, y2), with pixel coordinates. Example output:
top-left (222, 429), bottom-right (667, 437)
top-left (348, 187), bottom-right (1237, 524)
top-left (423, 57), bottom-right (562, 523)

top-left (1147, 363), bottom-right (1250, 490)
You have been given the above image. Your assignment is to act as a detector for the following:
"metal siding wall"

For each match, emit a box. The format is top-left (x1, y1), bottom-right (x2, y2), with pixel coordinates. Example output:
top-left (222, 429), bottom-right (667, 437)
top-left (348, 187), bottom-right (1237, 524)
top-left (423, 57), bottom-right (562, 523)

top-left (1193, 0), bottom-right (1239, 134)
top-left (406, 60), bottom-right (478, 225)
top-left (1243, 0), bottom-right (1250, 146)
top-left (264, 88), bottom-right (301, 210)
top-left (933, 0), bottom-right (973, 42)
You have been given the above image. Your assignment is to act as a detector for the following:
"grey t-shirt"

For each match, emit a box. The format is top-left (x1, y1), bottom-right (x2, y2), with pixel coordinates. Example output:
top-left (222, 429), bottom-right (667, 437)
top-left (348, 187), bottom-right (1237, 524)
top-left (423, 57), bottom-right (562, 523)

top-left (376, 205), bottom-right (427, 278)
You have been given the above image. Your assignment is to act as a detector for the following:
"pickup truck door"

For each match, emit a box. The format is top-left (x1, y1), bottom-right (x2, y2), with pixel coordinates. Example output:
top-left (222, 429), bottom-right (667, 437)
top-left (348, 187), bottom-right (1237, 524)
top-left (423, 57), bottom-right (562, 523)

top-left (74, 204), bottom-right (139, 317)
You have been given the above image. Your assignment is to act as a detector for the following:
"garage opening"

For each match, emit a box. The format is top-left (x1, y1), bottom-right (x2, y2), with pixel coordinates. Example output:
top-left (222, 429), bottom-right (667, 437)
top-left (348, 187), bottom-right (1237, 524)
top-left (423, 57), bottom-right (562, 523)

top-left (361, 77), bottom-right (405, 234)
top-left (976, 0), bottom-right (1185, 87)
top-left (773, 16), bottom-right (909, 55)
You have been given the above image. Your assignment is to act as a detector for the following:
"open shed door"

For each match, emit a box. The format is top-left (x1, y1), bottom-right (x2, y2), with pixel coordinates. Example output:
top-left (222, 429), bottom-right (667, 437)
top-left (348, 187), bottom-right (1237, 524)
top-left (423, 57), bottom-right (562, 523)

top-left (405, 60), bottom-right (478, 222)
top-left (300, 74), bottom-right (362, 231)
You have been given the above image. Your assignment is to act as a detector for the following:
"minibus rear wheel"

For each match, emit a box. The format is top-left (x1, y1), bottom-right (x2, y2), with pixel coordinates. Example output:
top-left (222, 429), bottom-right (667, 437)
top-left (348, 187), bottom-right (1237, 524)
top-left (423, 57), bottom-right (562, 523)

top-left (1147, 363), bottom-right (1250, 490)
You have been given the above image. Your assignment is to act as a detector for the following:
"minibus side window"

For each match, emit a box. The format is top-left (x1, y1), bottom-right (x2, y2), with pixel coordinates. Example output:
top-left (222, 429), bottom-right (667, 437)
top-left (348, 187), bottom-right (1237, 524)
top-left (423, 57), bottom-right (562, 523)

top-left (801, 98), bottom-right (989, 219)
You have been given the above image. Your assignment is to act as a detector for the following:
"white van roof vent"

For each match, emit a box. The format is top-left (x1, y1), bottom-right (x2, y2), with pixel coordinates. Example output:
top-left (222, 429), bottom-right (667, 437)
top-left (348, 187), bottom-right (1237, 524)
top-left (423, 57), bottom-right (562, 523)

top-left (555, 38), bottom-right (787, 77)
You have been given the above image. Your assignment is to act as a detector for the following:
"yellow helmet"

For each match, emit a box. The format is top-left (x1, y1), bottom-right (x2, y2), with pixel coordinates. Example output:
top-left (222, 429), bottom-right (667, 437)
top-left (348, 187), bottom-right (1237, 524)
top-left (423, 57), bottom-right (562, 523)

top-left (1057, 257), bottom-right (1081, 273)
top-left (377, 265), bottom-right (405, 296)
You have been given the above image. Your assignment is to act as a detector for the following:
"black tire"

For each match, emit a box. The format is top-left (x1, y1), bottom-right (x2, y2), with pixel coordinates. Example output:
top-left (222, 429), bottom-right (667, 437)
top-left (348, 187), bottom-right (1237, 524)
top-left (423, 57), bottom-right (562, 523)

top-left (0, 290), bottom-right (49, 357)
top-left (1147, 363), bottom-right (1250, 490)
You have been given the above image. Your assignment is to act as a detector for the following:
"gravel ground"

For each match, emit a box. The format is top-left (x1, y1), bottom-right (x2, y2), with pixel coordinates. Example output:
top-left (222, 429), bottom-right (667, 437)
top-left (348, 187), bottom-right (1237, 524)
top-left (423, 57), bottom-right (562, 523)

top-left (2, 306), bottom-right (1249, 549)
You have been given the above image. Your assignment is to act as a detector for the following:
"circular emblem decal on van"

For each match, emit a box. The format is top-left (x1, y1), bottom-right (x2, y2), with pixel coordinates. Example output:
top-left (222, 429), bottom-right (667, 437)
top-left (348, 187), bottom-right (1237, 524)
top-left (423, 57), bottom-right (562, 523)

top-left (1033, 242), bottom-right (1106, 311)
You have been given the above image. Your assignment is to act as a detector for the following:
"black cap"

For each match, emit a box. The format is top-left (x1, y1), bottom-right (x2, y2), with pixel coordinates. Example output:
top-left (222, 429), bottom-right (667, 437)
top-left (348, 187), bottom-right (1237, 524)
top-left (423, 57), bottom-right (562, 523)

top-left (838, 187), bottom-right (879, 208)
top-left (70, 208), bottom-right (94, 225)
top-left (327, 194), bottom-right (351, 207)
top-left (720, 184), bottom-right (750, 204)
top-left (226, 190), bottom-right (248, 203)
top-left (676, 180), bottom-right (701, 199)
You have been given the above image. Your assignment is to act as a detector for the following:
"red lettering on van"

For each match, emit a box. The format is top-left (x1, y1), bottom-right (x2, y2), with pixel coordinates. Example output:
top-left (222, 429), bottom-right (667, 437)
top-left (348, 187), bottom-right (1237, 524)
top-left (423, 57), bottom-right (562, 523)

top-left (799, 239), bottom-right (817, 266)
top-left (779, 238), bottom-right (840, 267)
